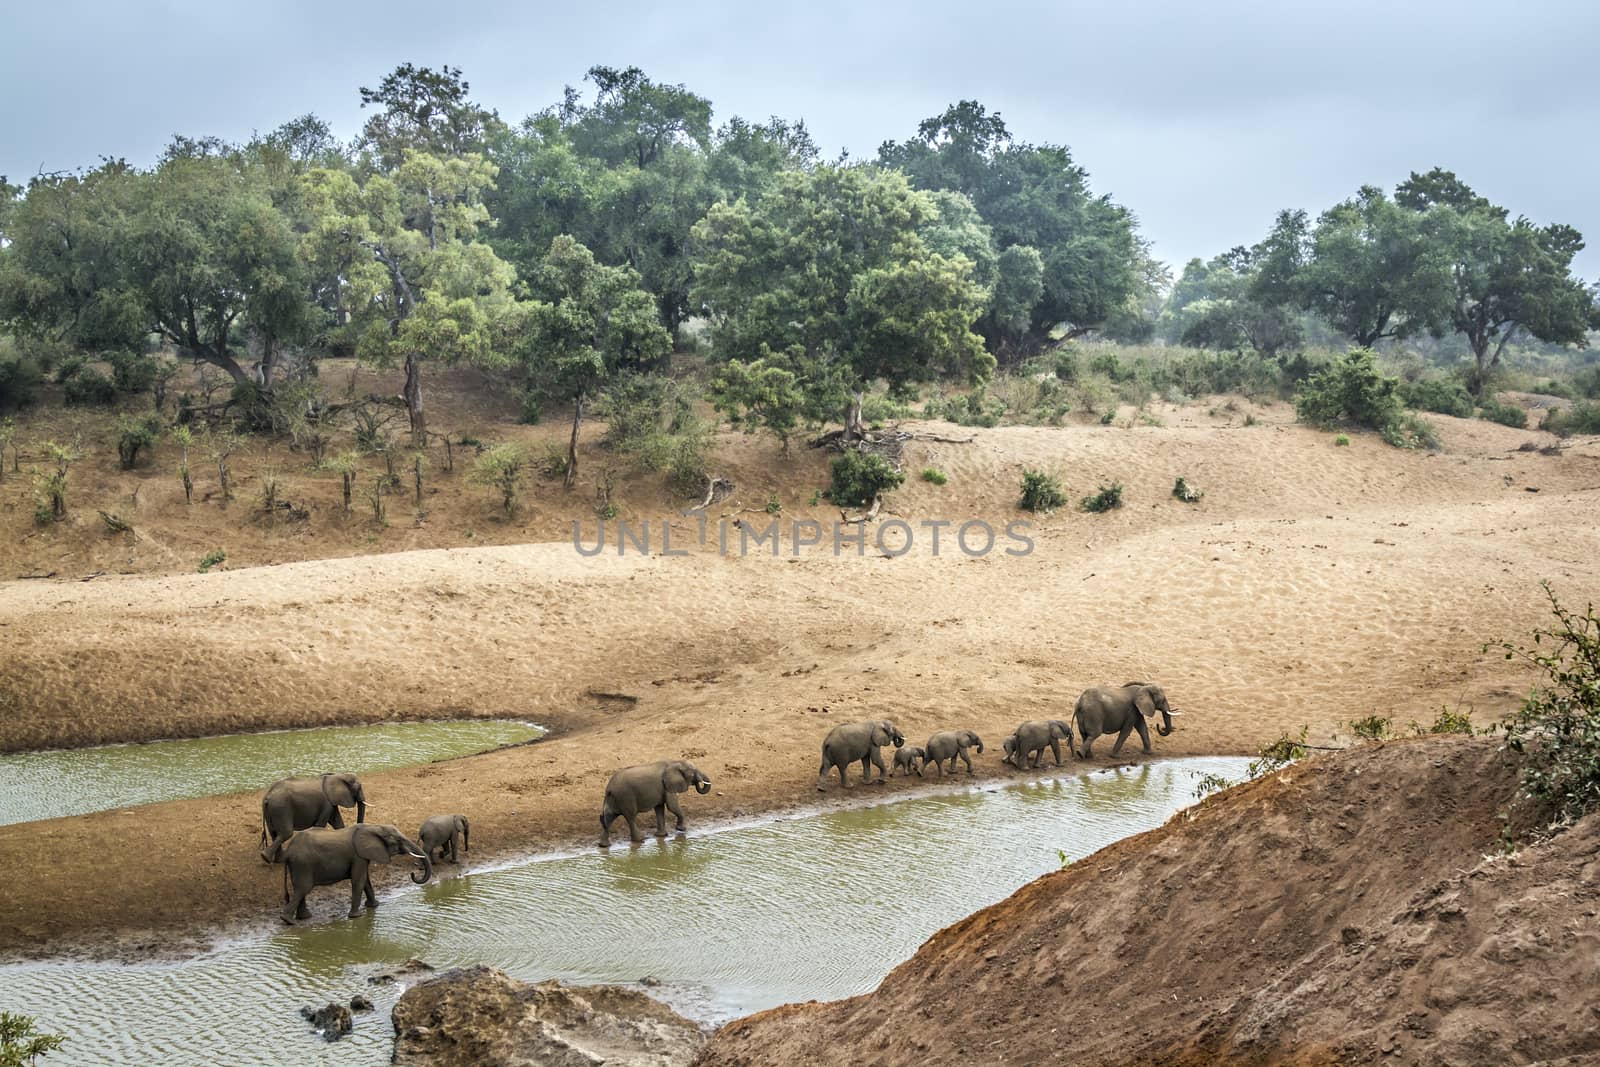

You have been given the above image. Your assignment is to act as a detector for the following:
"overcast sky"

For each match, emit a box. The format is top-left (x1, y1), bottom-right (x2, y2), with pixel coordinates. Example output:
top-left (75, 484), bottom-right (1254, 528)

top-left (6, 0), bottom-right (1597, 281)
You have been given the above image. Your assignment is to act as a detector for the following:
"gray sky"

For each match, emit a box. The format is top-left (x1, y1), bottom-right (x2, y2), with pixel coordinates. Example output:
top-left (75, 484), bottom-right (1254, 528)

top-left (6, 0), bottom-right (1598, 281)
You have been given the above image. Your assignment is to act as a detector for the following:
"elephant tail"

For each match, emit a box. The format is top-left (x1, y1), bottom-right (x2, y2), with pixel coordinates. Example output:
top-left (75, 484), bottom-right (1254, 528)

top-left (259, 797), bottom-right (269, 850)
top-left (281, 858), bottom-right (291, 903)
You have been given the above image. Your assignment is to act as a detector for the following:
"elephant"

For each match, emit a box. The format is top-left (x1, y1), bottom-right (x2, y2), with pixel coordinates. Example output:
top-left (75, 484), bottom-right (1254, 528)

top-left (816, 720), bottom-right (906, 791)
top-left (599, 760), bottom-right (711, 848)
top-left (419, 814), bottom-right (470, 864)
top-left (259, 772), bottom-right (367, 863)
top-left (891, 745), bottom-right (926, 778)
top-left (924, 730), bottom-right (984, 776)
top-left (273, 823), bottom-right (431, 924)
top-left (1001, 720), bottom-right (1073, 769)
top-left (1074, 682), bottom-right (1180, 758)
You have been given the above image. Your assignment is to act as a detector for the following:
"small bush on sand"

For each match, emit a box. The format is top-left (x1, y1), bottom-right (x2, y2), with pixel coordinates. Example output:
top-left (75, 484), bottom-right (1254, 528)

top-left (921, 467), bottom-right (948, 485)
top-left (62, 365), bottom-right (116, 406)
top-left (32, 440), bottom-right (77, 523)
top-left (472, 444), bottom-right (526, 515)
top-left (829, 451), bottom-right (903, 508)
top-left (1477, 397), bottom-right (1528, 429)
top-left (1399, 376), bottom-right (1474, 418)
top-left (1542, 401), bottom-right (1600, 436)
top-left (1295, 348), bottom-right (1402, 436)
top-left (1334, 433), bottom-right (1350, 446)
top-left (1411, 707), bottom-right (1475, 736)
top-left (1347, 715), bottom-right (1393, 740)
top-left (1193, 727), bottom-right (1310, 799)
top-left (1018, 468), bottom-right (1066, 513)
top-left (116, 413), bottom-right (162, 470)
top-left (1172, 477), bottom-right (1203, 503)
top-left (1080, 482), bottom-right (1124, 513)
top-left (1381, 413), bottom-right (1440, 451)
top-left (198, 548), bottom-right (226, 573)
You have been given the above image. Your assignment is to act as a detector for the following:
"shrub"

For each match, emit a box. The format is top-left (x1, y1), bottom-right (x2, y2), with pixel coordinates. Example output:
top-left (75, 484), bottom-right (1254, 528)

top-left (1413, 707), bottom-right (1475, 736)
top-left (1347, 715), bottom-right (1392, 740)
top-left (921, 467), bottom-right (948, 485)
top-left (1477, 397), bottom-right (1528, 429)
top-left (1497, 584), bottom-right (1600, 835)
top-left (1018, 468), bottom-right (1067, 513)
top-left (198, 548), bottom-right (226, 573)
top-left (829, 451), bottom-right (904, 508)
top-left (535, 442), bottom-right (570, 479)
top-left (1541, 401), bottom-right (1600, 436)
top-left (1172, 477), bottom-right (1203, 503)
top-left (1399, 376), bottom-right (1474, 418)
top-left (0, 343), bottom-right (43, 410)
top-left (1080, 482), bottom-right (1124, 513)
top-left (925, 389), bottom-right (1003, 427)
top-left (32, 440), bottom-right (77, 523)
top-left (108, 351), bottom-right (157, 395)
top-left (1570, 366), bottom-right (1600, 400)
top-left (0, 1011), bottom-right (66, 1065)
top-left (472, 444), bottom-right (526, 515)
top-left (325, 452), bottom-right (360, 513)
top-left (116, 413), bottom-right (162, 469)
top-left (518, 386), bottom-right (544, 425)
top-left (1295, 348), bottom-right (1402, 434)
top-left (62, 366), bottom-right (117, 406)
top-left (228, 379), bottom-right (276, 433)
top-left (764, 493), bottom-right (782, 515)
top-left (1334, 433), bottom-right (1350, 446)
top-left (1053, 349), bottom-right (1080, 382)
top-left (1193, 727), bottom-right (1309, 799)
top-left (1381, 413), bottom-right (1439, 451)
top-left (860, 393), bottom-right (911, 423)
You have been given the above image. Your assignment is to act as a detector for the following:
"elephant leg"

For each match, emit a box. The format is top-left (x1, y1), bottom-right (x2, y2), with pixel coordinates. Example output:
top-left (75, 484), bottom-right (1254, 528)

top-left (666, 792), bottom-right (686, 832)
top-left (328, 809), bottom-right (346, 830)
top-left (625, 812), bottom-right (644, 844)
top-left (653, 803), bottom-right (668, 837)
top-left (1136, 718), bottom-right (1153, 754)
top-left (364, 872), bottom-right (379, 910)
top-left (282, 878), bottom-right (306, 924)
top-left (1050, 739), bottom-right (1062, 766)
top-left (349, 860), bottom-right (370, 918)
top-left (1111, 721), bottom-right (1135, 756)
top-left (599, 811), bottom-right (618, 848)
top-left (1081, 734), bottom-right (1095, 758)
top-left (818, 756), bottom-right (833, 791)
top-left (960, 750), bottom-right (974, 774)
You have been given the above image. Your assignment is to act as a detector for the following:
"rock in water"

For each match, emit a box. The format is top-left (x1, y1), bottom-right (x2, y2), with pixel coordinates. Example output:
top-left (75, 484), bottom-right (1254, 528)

top-left (300, 1002), bottom-right (353, 1042)
top-left (391, 966), bottom-right (704, 1066)
top-left (349, 994), bottom-right (375, 1013)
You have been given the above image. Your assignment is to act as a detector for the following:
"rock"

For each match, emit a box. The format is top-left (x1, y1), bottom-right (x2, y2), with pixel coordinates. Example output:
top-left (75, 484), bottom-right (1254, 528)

top-left (300, 1002), bottom-right (353, 1042)
top-left (371, 958), bottom-right (438, 985)
top-left (350, 994), bottom-right (375, 1013)
top-left (639, 976), bottom-right (661, 987)
top-left (391, 965), bottom-right (704, 1066)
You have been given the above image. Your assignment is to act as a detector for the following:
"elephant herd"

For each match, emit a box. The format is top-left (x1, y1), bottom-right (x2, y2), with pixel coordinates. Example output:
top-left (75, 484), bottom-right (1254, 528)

top-left (253, 683), bottom-right (1177, 925)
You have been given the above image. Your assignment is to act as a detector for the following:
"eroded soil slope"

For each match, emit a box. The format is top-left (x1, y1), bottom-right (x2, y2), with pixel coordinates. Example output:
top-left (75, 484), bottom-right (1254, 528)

top-left (696, 736), bottom-right (1600, 1066)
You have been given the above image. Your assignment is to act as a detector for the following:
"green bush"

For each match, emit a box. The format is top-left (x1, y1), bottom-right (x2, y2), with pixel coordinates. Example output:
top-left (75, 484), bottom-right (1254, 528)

top-left (1399, 376), bottom-right (1473, 418)
top-left (1018, 468), bottom-right (1066, 513)
top-left (860, 393), bottom-right (912, 423)
top-left (921, 467), bottom-right (948, 485)
top-left (0, 1011), bottom-right (66, 1065)
top-left (198, 548), bottom-right (227, 573)
top-left (1570, 366), bottom-right (1600, 399)
top-left (1053, 349), bottom-right (1080, 382)
top-left (108, 351), bottom-right (157, 395)
top-left (471, 444), bottom-right (526, 515)
top-left (1477, 397), bottom-right (1528, 429)
top-left (62, 366), bottom-right (117, 406)
top-left (1347, 715), bottom-right (1392, 740)
top-left (518, 386), bottom-right (543, 425)
top-left (1334, 433), bottom-right (1350, 446)
top-left (829, 451), bottom-right (904, 508)
top-left (1381, 413), bottom-right (1440, 451)
top-left (1172, 477), bottom-right (1203, 503)
top-left (925, 390), bottom-right (1003, 427)
top-left (0, 344), bottom-right (43, 410)
top-left (1412, 707), bottom-right (1475, 736)
top-left (1540, 401), bottom-right (1600, 436)
top-left (1080, 482), bottom-right (1124, 513)
top-left (1497, 584), bottom-right (1600, 835)
top-left (1295, 348), bottom-right (1402, 433)
top-left (116, 413), bottom-right (162, 469)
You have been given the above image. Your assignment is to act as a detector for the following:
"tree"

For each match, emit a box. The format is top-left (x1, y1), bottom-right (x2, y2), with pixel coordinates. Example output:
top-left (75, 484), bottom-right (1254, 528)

top-left (517, 235), bottom-right (670, 487)
top-left (691, 165), bottom-right (992, 439)
top-left (302, 151), bottom-right (521, 443)
top-left (358, 64), bottom-right (503, 170)
top-left (1164, 250), bottom-right (1303, 357)
top-left (710, 355), bottom-right (808, 454)
top-left (1395, 168), bottom-right (1597, 393)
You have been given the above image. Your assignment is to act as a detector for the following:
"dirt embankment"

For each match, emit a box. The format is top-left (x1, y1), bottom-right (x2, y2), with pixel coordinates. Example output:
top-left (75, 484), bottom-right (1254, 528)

top-left (694, 736), bottom-right (1600, 1067)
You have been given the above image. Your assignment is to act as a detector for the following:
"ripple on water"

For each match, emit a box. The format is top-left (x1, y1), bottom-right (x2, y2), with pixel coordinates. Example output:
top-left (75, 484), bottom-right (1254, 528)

top-left (1, 757), bottom-right (1249, 1067)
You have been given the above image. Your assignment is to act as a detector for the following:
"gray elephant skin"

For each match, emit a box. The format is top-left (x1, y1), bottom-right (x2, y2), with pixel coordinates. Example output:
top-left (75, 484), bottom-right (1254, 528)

top-left (1002, 720), bottom-right (1073, 768)
top-left (420, 814), bottom-right (470, 864)
top-left (1074, 682), bottom-right (1179, 757)
top-left (259, 772), bottom-right (367, 862)
top-left (891, 745), bottom-right (926, 777)
top-left (274, 823), bottom-right (431, 924)
top-left (816, 720), bottom-right (905, 790)
top-left (599, 760), bottom-right (711, 847)
top-left (924, 730), bottom-right (984, 775)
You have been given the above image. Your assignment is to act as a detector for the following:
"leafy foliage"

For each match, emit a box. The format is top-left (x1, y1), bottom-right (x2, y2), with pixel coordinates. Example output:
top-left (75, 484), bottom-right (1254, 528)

top-left (921, 467), bottom-right (948, 485)
top-left (1399, 376), bottom-right (1474, 418)
top-left (0, 1011), bottom-right (66, 1066)
top-left (1347, 715), bottom-right (1393, 740)
top-left (1541, 401), bottom-right (1600, 436)
top-left (1080, 482), bottom-right (1124, 513)
top-left (828, 451), bottom-right (904, 508)
top-left (1172, 477), bottom-right (1203, 503)
top-left (710, 355), bottom-right (808, 453)
top-left (1192, 727), bottom-right (1310, 799)
top-left (1018, 468), bottom-right (1066, 512)
top-left (471, 443), bottom-right (526, 515)
top-left (116, 413), bottom-right (161, 469)
top-left (1477, 397), bottom-right (1528, 429)
top-left (1295, 348), bottom-right (1404, 435)
top-left (198, 548), bottom-right (226, 573)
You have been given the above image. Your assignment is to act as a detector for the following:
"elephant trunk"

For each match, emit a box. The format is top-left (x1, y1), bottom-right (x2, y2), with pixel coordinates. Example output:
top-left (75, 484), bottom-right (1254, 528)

top-left (694, 777), bottom-right (712, 795)
top-left (355, 798), bottom-right (367, 824)
top-left (407, 845), bottom-right (434, 886)
top-left (1157, 709), bottom-right (1175, 737)
top-left (462, 823), bottom-right (469, 852)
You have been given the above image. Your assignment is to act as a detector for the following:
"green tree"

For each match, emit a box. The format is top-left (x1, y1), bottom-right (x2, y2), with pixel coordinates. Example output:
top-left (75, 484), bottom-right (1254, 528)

top-left (711, 354), bottom-right (808, 454)
top-left (0, 1011), bottom-right (65, 1066)
top-left (692, 165), bottom-right (991, 439)
top-left (358, 64), bottom-right (503, 171)
top-left (518, 235), bottom-right (671, 486)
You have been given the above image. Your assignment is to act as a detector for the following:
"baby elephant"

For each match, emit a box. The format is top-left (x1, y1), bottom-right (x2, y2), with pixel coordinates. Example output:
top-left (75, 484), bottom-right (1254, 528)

top-left (419, 814), bottom-right (470, 864)
top-left (600, 759), bottom-right (712, 848)
top-left (1002, 720), bottom-right (1073, 769)
top-left (891, 745), bottom-right (926, 777)
top-left (923, 730), bottom-right (984, 776)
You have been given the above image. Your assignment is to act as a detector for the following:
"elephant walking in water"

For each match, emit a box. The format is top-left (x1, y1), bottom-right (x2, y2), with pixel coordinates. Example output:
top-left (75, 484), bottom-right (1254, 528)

top-left (923, 730), bottom-right (984, 775)
top-left (817, 720), bottom-right (905, 790)
top-left (274, 824), bottom-right (431, 924)
top-left (1001, 720), bottom-right (1073, 769)
top-left (419, 814), bottom-right (470, 864)
top-left (259, 773), bottom-right (367, 862)
top-left (599, 760), bottom-right (712, 847)
top-left (1074, 683), bottom-right (1180, 757)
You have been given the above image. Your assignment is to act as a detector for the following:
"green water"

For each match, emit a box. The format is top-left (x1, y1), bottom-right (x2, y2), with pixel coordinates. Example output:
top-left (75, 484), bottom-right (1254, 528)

top-left (0, 756), bottom-right (1249, 1066)
top-left (0, 720), bottom-right (545, 826)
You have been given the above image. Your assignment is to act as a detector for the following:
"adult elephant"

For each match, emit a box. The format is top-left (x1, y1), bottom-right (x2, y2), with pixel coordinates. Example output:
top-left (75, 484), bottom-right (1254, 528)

top-left (599, 760), bottom-right (712, 848)
top-left (274, 823), bottom-right (431, 924)
top-left (924, 730), bottom-right (984, 776)
top-left (817, 720), bottom-right (905, 791)
top-left (1001, 720), bottom-right (1073, 769)
top-left (1074, 682), bottom-right (1180, 757)
top-left (259, 773), bottom-right (367, 863)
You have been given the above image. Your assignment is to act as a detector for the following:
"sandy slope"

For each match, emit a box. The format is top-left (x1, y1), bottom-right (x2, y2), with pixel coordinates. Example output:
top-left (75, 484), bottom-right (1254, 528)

top-left (1, 411), bottom-right (1598, 956)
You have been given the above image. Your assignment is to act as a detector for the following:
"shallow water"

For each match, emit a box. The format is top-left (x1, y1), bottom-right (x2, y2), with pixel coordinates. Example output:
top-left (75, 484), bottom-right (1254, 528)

top-left (1, 756), bottom-right (1248, 1066)
top-left (0, 720), bottom-right (545, 826)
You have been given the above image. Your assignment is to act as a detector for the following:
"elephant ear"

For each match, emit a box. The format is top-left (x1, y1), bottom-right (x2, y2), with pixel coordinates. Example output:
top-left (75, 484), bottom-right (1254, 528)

top-left (872, 724), bottom-right (891, 745)
top-left (353, 825), bottom-right (394, 863)
top-left (323, 774), bottom-right (357, 807)
top-left (1132, 688), bottom-right (1157, 717)
top-left (662, 763), bottom-right (691, 793)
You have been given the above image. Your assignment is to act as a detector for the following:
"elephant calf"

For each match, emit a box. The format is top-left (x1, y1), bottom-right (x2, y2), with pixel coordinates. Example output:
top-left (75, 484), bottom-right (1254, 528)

top-left (1074, 683), bottom-right (1179, 758)
top-left (600, 760), bottom-right (711, 848)
top-left (924, 730), bottom-right (984, 776)
top-left (419, 814), bottom-right (470, 864)
top-left (275, 824), bottom-right (431, 924)
top-left (891, 745), bottom-right (926, 777)
top-left (817, 719), bottom-right (906, 790)
top-left (1002, 720), bottom-right (1073, 769)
